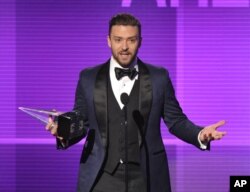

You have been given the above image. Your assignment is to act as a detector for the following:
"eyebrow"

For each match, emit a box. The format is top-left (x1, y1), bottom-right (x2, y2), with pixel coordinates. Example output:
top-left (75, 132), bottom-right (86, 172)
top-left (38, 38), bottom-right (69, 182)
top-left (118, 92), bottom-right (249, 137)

top-left (112, 35), bottom-right (138, 39)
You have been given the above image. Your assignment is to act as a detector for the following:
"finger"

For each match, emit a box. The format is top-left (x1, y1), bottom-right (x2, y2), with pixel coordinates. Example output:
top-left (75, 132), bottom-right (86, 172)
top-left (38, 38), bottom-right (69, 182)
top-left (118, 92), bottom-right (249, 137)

top-left (48, 117), bottom-right (53, 123)
top-left (218, 131), bottom-right (227, 137)
top-left (45, 122), bottom-right (52, 130)
top-left (48, 109), bottom-right (57, 120)
top-left (203, 132), bottom-right (212, 142)
top-left (213, 131), bottom-right (227, 140)
top-left (51, 127), bottom-right (57, 136)
top-left (213, 130), bottom-right (227, 137)
top-left (47, 122), bottom-right (56, 131)
top-left (201, 133), bottom-right (207, 141)
top-left (203, 133), bottom-right (208, 140)
top-left (45, 117), bottom-right (54, 130)
top-left (219, 131), bottom-right (227, 136)
top-left (214, 134), bottom-right (223, 140)
top-left (50, 123), bottom-right (59, 136)
top-left (49, 114), bottom-right (53, 121)
top-left (48, 117), bottom-right (54, 125)
top-left (46, 123), bottom-right (53, 131)
top-left (213, 120), bottom-right (226, 130)
top-left (208, 133), bottom-right (214, 141)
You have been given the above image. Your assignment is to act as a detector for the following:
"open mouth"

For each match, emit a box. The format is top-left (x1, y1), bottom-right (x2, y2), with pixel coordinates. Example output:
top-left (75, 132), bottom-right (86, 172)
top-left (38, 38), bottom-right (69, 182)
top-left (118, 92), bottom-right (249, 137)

top-left (120, 52), bottom-right (130, 59)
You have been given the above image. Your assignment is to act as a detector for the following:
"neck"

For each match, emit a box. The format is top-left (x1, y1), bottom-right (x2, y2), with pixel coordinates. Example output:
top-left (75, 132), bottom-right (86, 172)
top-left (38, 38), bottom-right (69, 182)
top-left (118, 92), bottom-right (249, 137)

top-left (112, 57), bottom-right (137, 69)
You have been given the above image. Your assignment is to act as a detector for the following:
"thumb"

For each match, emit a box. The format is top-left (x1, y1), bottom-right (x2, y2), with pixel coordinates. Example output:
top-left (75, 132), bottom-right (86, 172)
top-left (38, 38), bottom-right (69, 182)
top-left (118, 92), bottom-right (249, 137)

top-left (48, 117), bottom-right (53, 123)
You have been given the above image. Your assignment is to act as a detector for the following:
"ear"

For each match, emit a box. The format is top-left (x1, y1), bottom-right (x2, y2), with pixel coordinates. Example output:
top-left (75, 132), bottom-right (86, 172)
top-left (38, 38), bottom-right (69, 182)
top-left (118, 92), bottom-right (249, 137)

top-left (107, 35), bottom-right (111, 48)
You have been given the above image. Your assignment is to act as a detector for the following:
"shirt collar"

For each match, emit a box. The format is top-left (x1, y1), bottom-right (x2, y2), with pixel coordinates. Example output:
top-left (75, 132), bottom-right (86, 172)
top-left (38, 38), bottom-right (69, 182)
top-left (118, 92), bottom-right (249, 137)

top-left (110, 56), bottom-right (138, 71)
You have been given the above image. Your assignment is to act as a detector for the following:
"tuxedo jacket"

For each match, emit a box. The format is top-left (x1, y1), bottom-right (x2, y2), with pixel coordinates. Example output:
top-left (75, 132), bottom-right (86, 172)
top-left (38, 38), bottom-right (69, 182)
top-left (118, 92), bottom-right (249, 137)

top-left (58, 59), bottom-right (205, 192)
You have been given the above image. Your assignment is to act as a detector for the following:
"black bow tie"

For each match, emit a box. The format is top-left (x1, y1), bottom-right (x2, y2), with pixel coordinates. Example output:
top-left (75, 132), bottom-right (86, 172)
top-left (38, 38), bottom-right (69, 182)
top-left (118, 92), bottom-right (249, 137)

top-left (115, 67), bottom-right (138, 80)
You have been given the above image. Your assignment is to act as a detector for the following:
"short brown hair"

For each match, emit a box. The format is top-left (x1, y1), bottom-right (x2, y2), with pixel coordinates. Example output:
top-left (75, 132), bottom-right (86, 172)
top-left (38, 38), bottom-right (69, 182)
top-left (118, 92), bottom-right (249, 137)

top-left (109, 13), bottom-right (141, 37)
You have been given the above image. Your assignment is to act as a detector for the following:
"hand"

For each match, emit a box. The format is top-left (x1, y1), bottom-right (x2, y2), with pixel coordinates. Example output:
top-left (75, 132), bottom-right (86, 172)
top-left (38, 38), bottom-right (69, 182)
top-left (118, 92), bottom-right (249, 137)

top-left (45, 117), bottom-right (63, 140)
top-left (199, 120), bottom-right (227, 143)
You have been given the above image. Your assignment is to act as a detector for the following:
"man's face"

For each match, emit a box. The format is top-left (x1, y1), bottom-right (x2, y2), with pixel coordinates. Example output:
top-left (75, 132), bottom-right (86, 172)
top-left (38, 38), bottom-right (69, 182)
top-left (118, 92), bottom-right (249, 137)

top-left (108, 25), bottom-right (141, 68)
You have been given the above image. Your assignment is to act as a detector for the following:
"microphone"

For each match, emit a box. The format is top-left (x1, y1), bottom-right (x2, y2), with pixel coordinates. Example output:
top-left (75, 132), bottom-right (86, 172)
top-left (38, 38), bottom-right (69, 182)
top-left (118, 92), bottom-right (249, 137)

top-left (121, 93), bottom-right (129, 106)
top-left (120, 92), bottom-right (129, 192)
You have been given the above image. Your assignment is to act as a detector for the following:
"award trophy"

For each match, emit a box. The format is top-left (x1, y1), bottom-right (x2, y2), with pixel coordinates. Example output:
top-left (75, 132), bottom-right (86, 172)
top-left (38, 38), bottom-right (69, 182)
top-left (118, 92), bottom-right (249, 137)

top-left (18, 107), bottom-right (85, 140)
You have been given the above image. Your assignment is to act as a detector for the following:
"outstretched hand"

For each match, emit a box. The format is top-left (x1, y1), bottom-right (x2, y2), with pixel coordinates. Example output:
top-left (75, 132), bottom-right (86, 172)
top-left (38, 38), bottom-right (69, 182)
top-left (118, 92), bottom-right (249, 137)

top-left (199, 120), bottom-right (227, 143)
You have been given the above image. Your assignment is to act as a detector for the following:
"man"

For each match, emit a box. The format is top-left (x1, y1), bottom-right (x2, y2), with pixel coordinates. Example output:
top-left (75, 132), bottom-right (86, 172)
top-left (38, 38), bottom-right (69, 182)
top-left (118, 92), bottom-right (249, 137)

top-left (46, 13), bottom-right (226, 192)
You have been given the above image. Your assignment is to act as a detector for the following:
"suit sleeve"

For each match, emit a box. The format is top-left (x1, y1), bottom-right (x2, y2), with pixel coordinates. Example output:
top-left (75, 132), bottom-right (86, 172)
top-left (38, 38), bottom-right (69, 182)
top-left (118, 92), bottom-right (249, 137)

top-left (161, 69), bottom-right (209, 150)
top-left (57, 70), bottom-right (89, 149)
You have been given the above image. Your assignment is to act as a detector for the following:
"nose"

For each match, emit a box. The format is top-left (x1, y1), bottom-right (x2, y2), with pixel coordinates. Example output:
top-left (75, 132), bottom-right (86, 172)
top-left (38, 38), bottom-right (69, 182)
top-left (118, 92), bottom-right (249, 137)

top-left (121, 40), bottom-right (128, 51)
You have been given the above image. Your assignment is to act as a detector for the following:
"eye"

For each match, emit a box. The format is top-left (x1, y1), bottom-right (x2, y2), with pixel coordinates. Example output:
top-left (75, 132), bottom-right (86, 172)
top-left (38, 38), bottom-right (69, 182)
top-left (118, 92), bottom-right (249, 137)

top-left (114, 38), bottom-right (121, 42)
top-left (129, 38), bottom-right (137, 43)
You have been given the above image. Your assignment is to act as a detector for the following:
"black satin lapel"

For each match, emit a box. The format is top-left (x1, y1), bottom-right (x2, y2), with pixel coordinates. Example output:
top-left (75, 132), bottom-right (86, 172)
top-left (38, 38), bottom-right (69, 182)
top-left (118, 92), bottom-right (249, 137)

top-left (138, 59), bottom-right (152, 135)
top-left (94, 62), bottom-right (109, 147)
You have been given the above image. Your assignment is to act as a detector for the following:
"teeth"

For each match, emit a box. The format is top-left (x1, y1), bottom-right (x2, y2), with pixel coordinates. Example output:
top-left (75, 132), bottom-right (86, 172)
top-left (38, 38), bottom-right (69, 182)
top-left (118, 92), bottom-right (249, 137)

top-left (120, 54), bottom-right (129, 59)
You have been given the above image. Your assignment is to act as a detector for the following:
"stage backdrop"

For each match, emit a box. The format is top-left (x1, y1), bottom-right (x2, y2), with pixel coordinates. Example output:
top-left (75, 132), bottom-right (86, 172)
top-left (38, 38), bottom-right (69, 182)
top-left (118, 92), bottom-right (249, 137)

top-left (0, 0), bottom-right (249, 191)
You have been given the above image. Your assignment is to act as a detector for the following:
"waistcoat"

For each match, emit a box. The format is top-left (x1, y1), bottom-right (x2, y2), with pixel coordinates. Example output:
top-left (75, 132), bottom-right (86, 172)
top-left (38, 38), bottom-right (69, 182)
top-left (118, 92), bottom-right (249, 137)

top-left (104, 78), bottom-right (140, 174)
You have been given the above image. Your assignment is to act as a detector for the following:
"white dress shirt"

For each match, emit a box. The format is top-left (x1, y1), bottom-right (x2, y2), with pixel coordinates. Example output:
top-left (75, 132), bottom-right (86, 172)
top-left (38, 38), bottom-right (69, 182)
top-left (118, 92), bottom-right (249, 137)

top-left (109, 56), bottom-right (139, 109)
